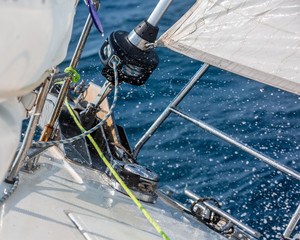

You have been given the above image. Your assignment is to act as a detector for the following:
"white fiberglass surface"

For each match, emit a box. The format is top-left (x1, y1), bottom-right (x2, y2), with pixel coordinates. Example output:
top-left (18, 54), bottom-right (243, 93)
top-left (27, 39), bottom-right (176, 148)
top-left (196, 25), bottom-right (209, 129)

top-left (0, 148), bottom-right (226, 240)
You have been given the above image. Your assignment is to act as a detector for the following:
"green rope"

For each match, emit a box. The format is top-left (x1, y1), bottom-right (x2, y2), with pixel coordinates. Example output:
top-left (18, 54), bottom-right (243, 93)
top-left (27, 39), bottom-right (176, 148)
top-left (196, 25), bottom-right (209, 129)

top-left (64, 67), bottom-right (80, 83)
top-left (64, 98), bottom-right (170, 240)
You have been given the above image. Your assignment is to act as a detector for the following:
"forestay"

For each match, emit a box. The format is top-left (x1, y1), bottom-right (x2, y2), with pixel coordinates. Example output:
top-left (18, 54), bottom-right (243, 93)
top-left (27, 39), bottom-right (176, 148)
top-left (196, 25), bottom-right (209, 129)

top-left (158, 0), bottom-right (300, 95)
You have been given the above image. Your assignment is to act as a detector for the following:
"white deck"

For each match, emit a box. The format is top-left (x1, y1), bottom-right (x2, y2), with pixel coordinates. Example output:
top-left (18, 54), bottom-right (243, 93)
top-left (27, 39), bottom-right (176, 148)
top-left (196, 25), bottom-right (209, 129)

top-left (0, 147), bottom-right (226, 240)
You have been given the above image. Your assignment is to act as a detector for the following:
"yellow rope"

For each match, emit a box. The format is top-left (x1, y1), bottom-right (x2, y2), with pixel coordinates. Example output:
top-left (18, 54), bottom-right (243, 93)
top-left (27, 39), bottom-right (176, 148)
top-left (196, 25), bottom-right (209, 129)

top-left (64, 98), bottom-right (170, 240)
top-left (64, 67), bottom-right (80, 82)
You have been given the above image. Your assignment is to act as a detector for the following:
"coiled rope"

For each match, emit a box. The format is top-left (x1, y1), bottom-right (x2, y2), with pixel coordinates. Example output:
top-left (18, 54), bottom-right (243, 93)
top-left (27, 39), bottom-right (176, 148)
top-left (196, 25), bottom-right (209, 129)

top-left (0, 175), bottom-right (19, 205)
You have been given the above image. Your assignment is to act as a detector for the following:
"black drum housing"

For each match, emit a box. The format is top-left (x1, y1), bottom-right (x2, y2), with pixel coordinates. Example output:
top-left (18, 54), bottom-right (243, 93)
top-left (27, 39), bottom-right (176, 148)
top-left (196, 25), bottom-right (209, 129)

top-left (99, 30), bottom-right (159, 86)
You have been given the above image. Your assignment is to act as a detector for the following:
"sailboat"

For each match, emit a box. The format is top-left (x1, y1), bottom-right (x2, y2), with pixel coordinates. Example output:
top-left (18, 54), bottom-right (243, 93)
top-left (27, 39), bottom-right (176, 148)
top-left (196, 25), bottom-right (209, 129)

top-left (0, 0), bottom-right (299, 239)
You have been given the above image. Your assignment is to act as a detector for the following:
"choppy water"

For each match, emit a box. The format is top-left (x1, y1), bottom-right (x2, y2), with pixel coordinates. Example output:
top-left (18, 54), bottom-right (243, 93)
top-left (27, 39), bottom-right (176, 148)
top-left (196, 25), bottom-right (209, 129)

top-left (58, 1), bottom-right (300, 239)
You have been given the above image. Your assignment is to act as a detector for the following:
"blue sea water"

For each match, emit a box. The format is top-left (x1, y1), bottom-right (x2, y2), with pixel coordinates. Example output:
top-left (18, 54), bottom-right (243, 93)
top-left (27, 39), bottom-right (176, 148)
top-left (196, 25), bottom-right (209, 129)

top-left (58, 1), bottom-right (300, 239)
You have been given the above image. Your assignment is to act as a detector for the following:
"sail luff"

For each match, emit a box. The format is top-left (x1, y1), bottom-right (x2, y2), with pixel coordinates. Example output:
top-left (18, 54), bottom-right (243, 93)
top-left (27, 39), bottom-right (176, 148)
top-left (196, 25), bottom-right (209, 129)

top-left (158, 0), bottom-right (300, 95)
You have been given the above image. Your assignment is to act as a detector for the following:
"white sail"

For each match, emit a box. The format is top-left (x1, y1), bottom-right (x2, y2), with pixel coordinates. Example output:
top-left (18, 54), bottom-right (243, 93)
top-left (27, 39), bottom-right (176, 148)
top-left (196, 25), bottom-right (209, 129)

top-left (0, 0), bottom-right (76, 184)
top-left (158, 0), bottom-right (300, 95)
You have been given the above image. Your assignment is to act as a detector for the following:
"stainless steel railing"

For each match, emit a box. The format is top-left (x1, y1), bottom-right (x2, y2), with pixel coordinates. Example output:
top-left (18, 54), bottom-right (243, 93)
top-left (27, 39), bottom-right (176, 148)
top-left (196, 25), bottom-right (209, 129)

top-left (133, 63), bottom-right (300, 238)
